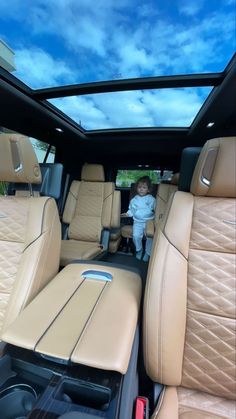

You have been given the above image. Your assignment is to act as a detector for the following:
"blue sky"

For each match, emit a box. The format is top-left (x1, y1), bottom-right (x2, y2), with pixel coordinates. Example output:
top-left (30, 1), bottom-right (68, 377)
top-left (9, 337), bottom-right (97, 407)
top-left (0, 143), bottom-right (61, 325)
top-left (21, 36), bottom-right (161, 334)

top-left (0, 0), bottom-right (235, 129)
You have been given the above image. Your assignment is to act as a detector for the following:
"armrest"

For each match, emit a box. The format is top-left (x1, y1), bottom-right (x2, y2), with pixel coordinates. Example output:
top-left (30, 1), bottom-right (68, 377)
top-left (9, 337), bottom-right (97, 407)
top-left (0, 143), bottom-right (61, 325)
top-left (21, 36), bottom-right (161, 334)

top-left (146, 219), bottom-right (155, 238)
top-left (2, 263), bottom-right (141, 375)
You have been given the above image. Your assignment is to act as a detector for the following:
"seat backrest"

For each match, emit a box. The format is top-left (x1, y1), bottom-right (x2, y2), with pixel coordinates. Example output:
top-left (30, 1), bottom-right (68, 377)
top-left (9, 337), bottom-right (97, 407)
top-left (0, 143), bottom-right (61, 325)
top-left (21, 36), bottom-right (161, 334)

top-left (154, 173), bottom-right (179, 226)
top-left (0, 134), bottom-right (61, 335)
top-left (62, 164), bottom-right (114, 243)
top-left (143, 137), bottom-right (236, 400)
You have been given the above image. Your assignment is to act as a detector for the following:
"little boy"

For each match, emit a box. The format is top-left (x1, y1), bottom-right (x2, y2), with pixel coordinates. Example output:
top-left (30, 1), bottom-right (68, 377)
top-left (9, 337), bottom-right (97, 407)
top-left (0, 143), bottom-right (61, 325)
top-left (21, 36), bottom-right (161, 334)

top-left (122, 176), bottom-right (156, 261)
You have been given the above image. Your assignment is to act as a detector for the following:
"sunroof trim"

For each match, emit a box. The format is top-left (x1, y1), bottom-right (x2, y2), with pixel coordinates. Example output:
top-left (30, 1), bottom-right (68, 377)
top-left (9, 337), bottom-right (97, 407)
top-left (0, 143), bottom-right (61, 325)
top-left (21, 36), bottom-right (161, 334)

top-left (86, 127), bottom-right (190, 135)
top-left (33, 72), bottom-right (223, 100)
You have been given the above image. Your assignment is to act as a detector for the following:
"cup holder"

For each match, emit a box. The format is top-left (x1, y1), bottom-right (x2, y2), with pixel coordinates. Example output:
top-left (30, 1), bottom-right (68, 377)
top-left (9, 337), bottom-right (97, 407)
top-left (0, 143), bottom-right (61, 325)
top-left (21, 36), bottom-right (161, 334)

top-left (0, 384), bottom-right (37, 419)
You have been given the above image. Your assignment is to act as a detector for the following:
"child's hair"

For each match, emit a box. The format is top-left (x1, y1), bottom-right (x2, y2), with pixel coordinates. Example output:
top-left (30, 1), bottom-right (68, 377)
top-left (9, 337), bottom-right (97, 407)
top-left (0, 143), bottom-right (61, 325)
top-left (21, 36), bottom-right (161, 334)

top-left (135, 176), bottom-right (152, 193)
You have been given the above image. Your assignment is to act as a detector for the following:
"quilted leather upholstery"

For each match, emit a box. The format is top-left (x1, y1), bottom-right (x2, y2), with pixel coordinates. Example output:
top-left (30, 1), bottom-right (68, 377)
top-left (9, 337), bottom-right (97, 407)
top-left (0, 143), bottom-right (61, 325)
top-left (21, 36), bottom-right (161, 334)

top-left (189, 197), bottom-right (235, 253)
top-left (0, 195), bottom-right (61, 336)
top-left (181, 196), bottom-right (236, 399)
top-left (151, 387), bottom-right (236, 418)
top-left (0, 197), bottom-right (27, 332)
top-left (178, 387), bottom-right (236, 418)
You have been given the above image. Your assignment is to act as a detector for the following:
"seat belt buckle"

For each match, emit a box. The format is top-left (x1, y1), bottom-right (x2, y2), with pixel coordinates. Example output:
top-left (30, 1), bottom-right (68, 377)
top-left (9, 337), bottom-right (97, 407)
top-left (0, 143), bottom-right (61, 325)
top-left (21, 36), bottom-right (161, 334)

top-left (135, 396), bottom-right (149, 419)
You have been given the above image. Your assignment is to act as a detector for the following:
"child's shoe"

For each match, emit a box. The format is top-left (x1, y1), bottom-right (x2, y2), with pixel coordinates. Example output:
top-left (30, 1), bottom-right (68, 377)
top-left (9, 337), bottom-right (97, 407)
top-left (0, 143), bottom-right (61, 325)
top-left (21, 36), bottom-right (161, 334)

top-left (143, 252), bottom-right (150, 262)
top-left (136, 250), bottom-right (143, 260)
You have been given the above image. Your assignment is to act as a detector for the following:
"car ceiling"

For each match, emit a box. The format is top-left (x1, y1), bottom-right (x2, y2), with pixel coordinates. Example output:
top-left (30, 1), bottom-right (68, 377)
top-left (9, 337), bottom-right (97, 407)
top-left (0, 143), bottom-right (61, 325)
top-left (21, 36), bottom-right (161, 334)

top-left (0, 54), bottom-right (235, 173)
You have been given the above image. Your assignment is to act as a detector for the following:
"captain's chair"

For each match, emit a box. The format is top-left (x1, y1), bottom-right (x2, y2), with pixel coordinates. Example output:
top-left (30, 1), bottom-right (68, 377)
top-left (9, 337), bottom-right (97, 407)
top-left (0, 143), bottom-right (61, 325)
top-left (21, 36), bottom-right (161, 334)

top-left (143, 137), bottom-right (236, 417)
top-left (60, 164), bottom-right (115, 266)
top-left (0, 134), bottom-right (61, 335)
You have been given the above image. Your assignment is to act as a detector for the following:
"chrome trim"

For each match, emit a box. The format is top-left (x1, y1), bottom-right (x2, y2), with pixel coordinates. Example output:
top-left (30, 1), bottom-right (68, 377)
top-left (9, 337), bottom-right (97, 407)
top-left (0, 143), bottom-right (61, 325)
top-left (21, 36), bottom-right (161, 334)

top-left (201, 175), bottom-right (210, 186)
top-left (82, 270), bottom-right (113, 282)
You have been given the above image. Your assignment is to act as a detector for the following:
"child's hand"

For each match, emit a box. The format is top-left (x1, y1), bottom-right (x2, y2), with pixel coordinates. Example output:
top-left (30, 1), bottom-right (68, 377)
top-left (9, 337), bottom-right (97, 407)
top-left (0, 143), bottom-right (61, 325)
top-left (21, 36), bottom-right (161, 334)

top-left (121, 213), bottom-right (129, 217)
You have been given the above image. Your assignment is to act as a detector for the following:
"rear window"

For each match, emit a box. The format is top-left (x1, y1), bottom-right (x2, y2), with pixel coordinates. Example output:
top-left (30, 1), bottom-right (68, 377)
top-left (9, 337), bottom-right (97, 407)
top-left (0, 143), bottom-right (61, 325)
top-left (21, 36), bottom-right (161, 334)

top-left (116, 169), bottom-right (173, 187)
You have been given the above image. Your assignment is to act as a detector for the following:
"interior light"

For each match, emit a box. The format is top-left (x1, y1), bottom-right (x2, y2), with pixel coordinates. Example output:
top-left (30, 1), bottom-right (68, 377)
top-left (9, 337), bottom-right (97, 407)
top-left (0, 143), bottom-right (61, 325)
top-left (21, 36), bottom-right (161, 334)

top-left (55, 127), bottom-right (63, 132)
top-left (138, 165), bottom-right (142, 168)
top-left (145, 164), bottom-right (149, 168)
top-left (206, 122), bottom-right (215, 128)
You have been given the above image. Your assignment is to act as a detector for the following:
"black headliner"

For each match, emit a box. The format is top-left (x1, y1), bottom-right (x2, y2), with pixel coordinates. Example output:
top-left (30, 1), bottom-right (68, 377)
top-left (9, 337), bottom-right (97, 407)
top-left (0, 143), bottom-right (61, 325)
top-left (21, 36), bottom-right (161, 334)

top-left (0, 53), bottom-right (235, 173)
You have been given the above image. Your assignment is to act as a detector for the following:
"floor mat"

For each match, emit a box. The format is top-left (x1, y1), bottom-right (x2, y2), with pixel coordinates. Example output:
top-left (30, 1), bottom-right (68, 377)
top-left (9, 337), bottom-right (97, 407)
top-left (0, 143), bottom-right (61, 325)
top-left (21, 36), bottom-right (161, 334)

top-left (101, 252), bottom-right (149, 285)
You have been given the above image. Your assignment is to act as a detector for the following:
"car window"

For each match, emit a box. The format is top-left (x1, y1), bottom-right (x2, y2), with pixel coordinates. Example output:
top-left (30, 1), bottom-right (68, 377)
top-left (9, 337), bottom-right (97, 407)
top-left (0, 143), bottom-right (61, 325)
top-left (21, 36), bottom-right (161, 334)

top-left (0, 182), bottom-right (7, 195)
top-left (116, 169), bottom-right (173, 187)
top-left (30, 138), bottom-right (56, 163)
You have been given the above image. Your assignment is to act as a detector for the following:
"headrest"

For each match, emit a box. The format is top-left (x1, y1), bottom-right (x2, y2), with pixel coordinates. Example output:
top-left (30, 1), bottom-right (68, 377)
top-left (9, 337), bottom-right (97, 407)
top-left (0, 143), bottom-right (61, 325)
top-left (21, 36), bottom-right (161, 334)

top-left (0, 134), bottom-right (41, 184)
top-left (178, 147), bottom-right (202, 192)
top-left (8, 163), bottom-right (63, 199)
top-left (81, 164), bottom-right (105, 182)
top-left (171, 173), bottom-right (179, 185)
top-left (191, 137), bottom-right (236, 197)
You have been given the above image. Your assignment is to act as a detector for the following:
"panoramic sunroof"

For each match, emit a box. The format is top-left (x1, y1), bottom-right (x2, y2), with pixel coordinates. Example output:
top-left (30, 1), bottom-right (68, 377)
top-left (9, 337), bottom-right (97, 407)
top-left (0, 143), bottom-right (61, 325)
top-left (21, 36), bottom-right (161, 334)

top-left (0, 0), bottom-right (235, 89)
top-left (49, 87), bottom-right (213, 130)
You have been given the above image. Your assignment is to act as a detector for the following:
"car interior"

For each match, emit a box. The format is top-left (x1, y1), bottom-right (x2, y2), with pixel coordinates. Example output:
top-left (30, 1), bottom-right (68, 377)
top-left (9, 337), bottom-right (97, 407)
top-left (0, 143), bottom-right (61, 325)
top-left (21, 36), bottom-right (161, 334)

top-left (0, 49), bottom-right (235, 419)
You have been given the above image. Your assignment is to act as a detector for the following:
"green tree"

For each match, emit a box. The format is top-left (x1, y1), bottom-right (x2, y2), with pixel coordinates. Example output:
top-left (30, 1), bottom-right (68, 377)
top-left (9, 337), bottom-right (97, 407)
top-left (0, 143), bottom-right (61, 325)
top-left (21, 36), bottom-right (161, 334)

top-left (0, 182), bottom-right (7, 195)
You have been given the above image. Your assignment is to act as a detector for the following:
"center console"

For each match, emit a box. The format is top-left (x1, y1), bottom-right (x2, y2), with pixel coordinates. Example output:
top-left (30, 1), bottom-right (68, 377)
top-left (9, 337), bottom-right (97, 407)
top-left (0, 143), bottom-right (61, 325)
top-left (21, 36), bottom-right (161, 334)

top-left (1, 262), bottom-right (141, 419)
top-left (0, 346), bottom-right (124, 418)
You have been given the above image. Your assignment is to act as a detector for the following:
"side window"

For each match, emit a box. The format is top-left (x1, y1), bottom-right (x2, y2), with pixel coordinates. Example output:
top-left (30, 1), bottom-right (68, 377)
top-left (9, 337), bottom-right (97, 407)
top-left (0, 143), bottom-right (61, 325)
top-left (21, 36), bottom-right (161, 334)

top-left (116, 169), bottom-right (161, 188)
top-left (30, 138), bottom-right (56, 163)
top-left (162, 170), bottom-right (173, 181)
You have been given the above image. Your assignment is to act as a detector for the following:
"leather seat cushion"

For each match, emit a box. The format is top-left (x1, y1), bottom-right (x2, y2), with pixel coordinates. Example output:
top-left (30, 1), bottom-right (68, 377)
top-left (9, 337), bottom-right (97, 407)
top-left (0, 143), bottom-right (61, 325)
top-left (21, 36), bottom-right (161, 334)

top-left (61, 240), bottom-right (103, 266)
top-left (152, 386), bottom-right (236, 419)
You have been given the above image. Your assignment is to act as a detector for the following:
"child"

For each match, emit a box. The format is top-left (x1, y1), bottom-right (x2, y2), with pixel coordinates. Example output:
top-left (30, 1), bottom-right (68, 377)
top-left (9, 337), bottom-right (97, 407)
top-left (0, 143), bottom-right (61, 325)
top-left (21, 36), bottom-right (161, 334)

top-left (122, 176), bottom-right (156, 262)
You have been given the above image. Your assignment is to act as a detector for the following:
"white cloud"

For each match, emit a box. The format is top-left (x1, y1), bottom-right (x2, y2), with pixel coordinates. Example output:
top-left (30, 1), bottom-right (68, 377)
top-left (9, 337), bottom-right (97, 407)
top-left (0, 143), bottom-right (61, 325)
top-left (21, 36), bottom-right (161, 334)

top-left (49, 87), bottom-right (211, 130)
top-left (1, 0), bottom-right (235, 80)
top-left (15, 48), bottom-right (76, 88)
top-left (179, 0), bottom-right (204, 16)
top-left (50, 96), bottom-right (109, 129)
top-left (115, 40), bottom-right (157, 77)
top-left (142, 88), bottom-right (210, 126)
top-left (91, 91), bottom-right (154, 128)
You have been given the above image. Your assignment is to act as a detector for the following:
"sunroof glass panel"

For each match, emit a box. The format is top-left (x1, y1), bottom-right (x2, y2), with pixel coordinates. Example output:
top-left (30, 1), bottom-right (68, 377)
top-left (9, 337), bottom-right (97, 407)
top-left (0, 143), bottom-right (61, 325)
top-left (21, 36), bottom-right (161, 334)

top-left (49, 87), bottom-right (213, 130)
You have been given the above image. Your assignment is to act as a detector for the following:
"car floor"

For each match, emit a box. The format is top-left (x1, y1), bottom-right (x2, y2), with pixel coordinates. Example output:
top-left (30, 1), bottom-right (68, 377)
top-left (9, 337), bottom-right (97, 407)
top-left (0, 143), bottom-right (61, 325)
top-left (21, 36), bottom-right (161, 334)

top-left (101, 252), bottom-right (149, 287)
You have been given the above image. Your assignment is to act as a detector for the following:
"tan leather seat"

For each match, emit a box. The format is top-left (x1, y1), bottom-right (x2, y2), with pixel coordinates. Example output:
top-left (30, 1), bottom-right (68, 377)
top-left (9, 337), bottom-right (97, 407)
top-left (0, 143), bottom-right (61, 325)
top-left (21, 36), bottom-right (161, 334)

top-left (145, 174), bottom-right (179, 239)
top-left (0, 134), bottom-right (61, 335)
top-left (155, 172), bottom-right (179, 225)
top-left (60, 164), bottom-right (115, 266)
top-left (143, 137), bottom-right (236, 418)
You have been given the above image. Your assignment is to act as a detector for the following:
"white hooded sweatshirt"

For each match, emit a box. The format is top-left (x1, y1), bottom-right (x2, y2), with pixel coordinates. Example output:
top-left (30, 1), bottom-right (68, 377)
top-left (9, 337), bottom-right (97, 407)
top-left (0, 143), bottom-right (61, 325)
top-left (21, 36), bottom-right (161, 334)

top-left (127, 194), bottom-right (156, 222)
